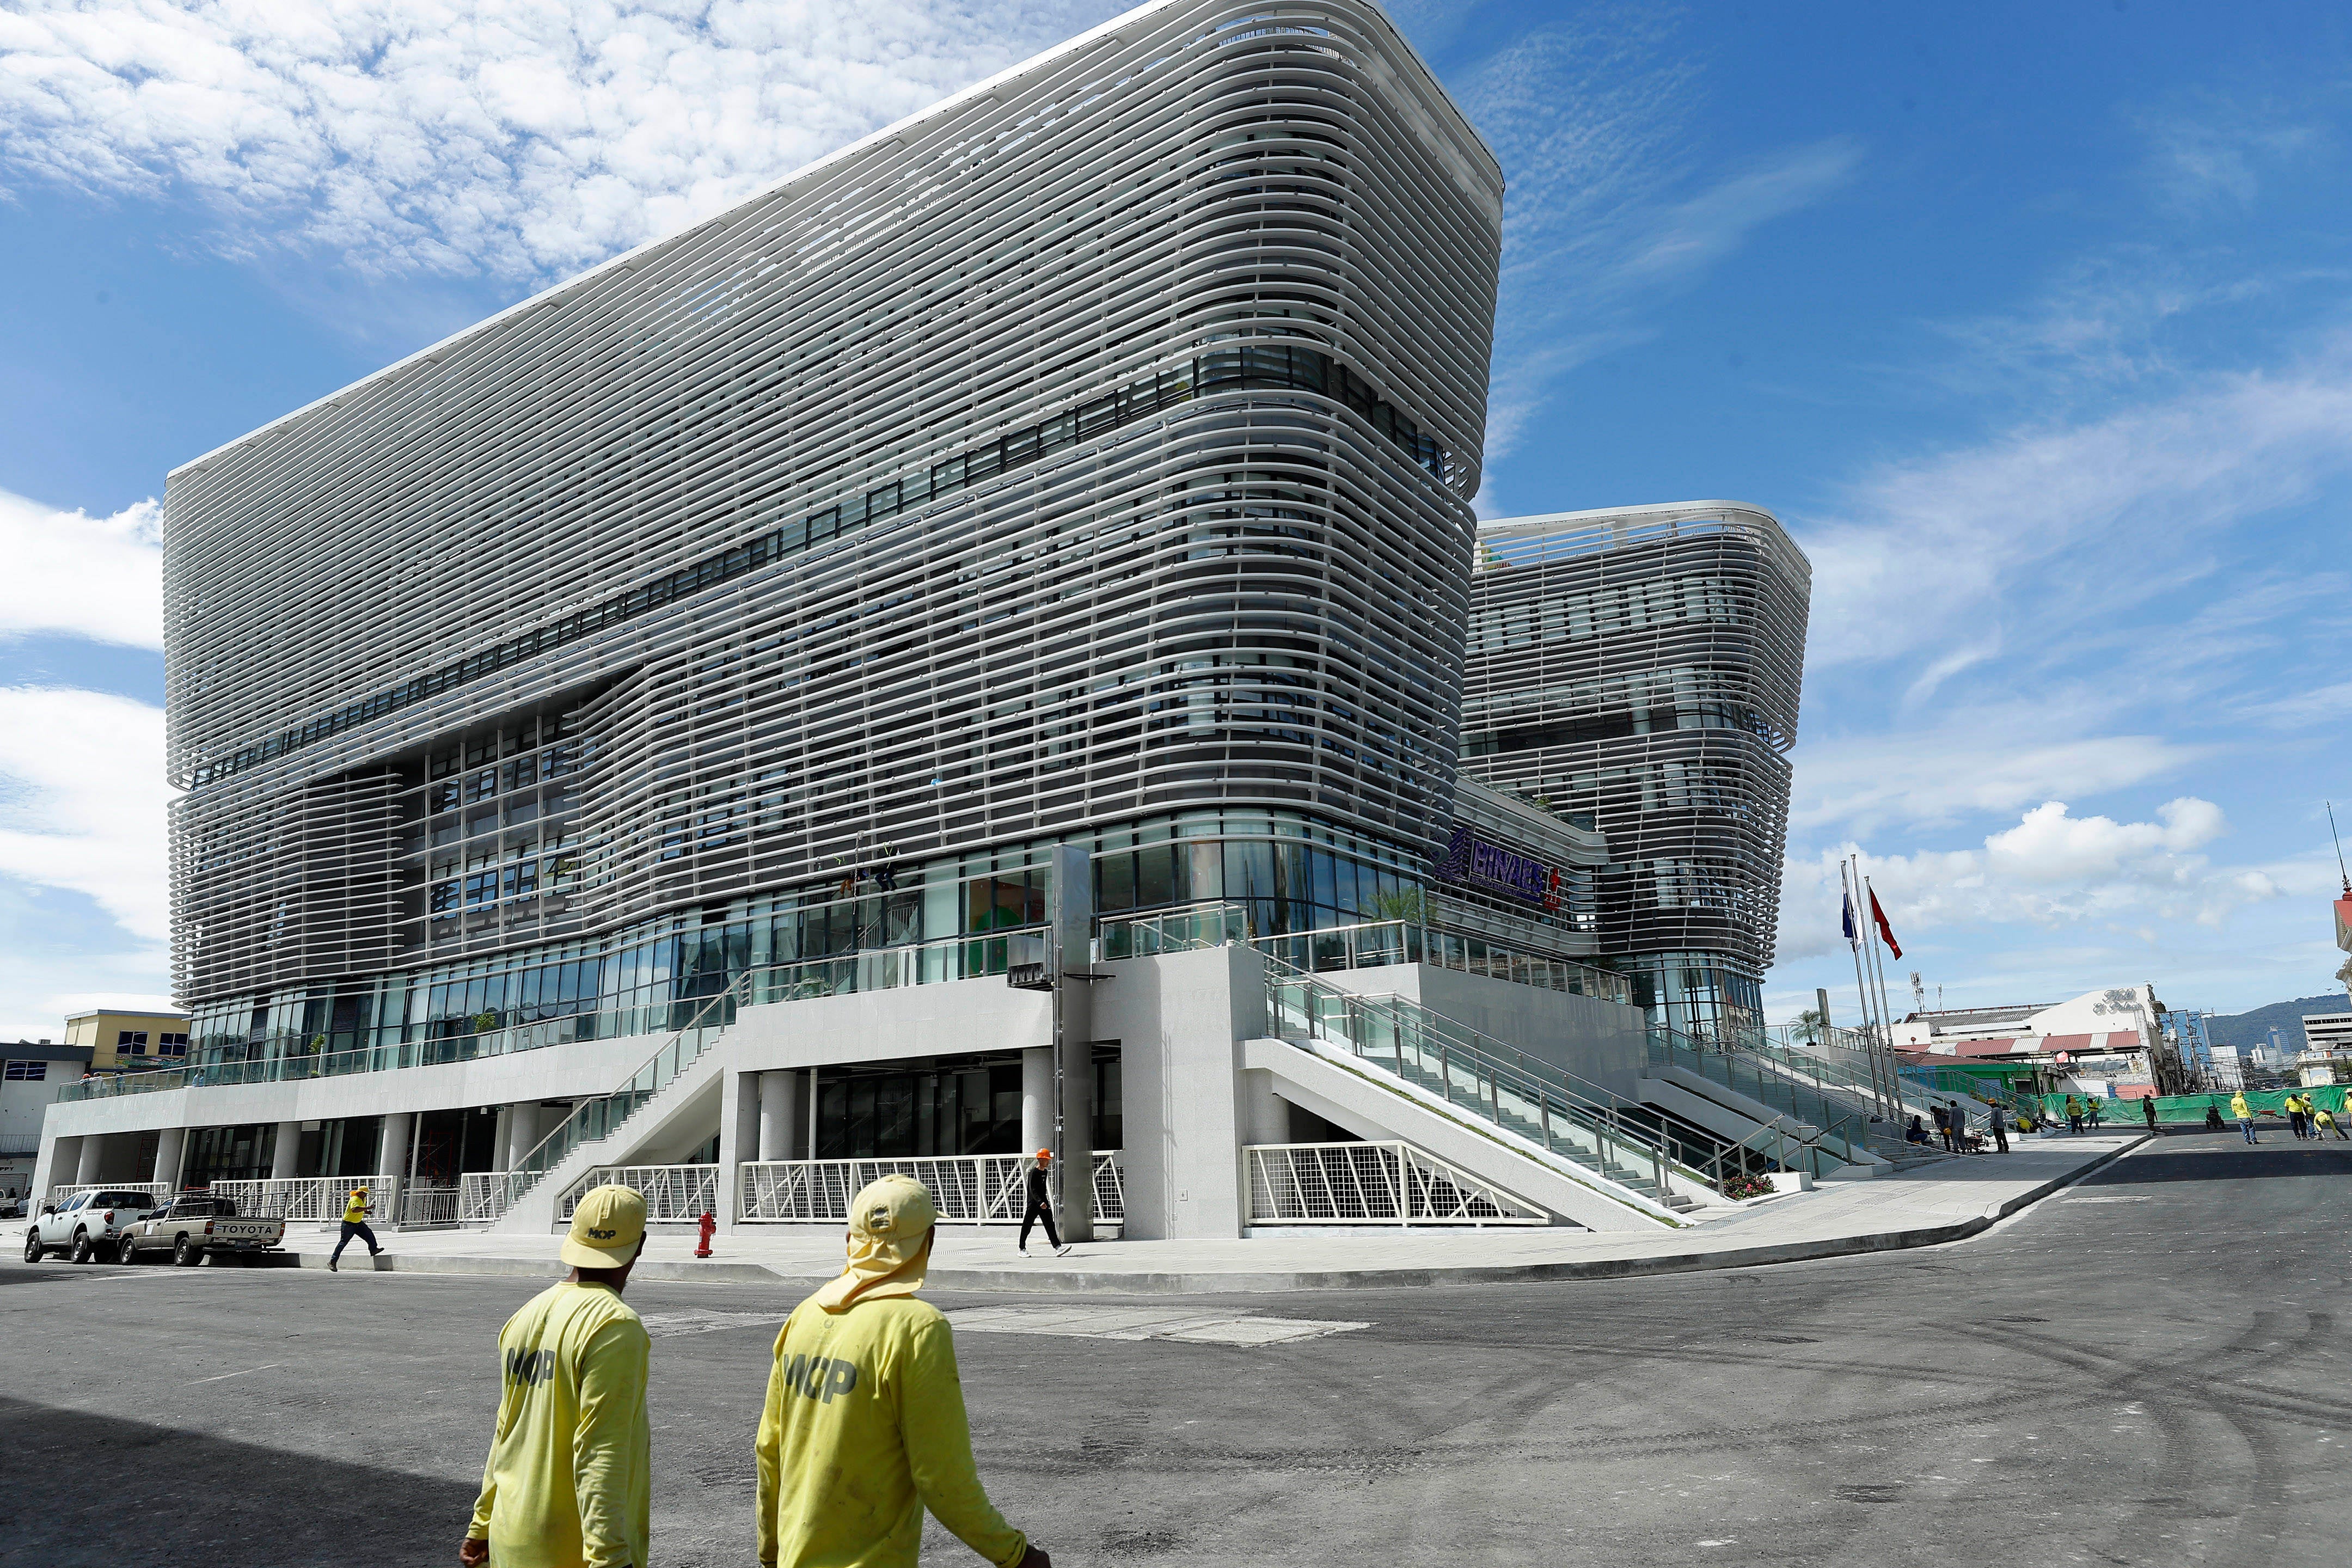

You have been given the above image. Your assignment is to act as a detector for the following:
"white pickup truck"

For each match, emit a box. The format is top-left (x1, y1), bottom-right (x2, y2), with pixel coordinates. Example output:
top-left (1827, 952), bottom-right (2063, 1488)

top-left (23, 1189), bottom-right (160, 1264)
top-left (118, 1193), bottom-right (286, 1265)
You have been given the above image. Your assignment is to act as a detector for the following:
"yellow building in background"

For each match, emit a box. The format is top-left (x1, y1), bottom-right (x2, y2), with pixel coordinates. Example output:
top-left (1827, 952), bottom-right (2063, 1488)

top-left (63, 1009), bottom-right (191, 1073)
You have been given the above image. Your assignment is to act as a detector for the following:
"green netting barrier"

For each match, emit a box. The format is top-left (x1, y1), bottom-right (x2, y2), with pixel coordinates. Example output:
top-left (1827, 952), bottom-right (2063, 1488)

top-left (2024, 1086), bottom-right (2349, 1124)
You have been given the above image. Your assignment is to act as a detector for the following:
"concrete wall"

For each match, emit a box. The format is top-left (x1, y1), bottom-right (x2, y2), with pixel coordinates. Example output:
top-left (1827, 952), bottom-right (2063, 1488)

top-left (1096, 942), bottom-right (1263, 1241)
top-left (1316, 964), bottom-right (1649, 1098)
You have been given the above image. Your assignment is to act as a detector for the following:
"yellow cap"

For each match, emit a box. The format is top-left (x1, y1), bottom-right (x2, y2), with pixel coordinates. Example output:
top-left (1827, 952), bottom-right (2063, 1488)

top-left (561, 1184), bottom-right (647, 1270)
top-left (813, 1175), bottom-right (939, 1310)
top-left (851, 1173), bottom-right (939, 1242)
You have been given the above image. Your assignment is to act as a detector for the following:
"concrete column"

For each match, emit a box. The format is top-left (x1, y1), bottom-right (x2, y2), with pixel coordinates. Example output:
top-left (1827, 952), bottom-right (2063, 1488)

top-left (76, 1136), bottom-right (105, 1185)
top-left (504, 1103), bottom-right (539, 1170)
top-left (1020, 1048), bottom-right (1054, 1158)
top-left (270, 1119), bottom-right (303, 1180)
top-left (491, 1105), bottom-right (514, 1172)
top-left (757, 1070), bottom-right (799, 1161)
top-left (720, 1070), bottom-right (757, 1231)
top-left (378, 1112), bottom-right (414, 1178)
top-left (152, 1126), bottom-right (187, 1190)
top-left (41, 1135), bottom-right (82, 1199)
top-left (1050, 842), bottom-right (1097, 1243)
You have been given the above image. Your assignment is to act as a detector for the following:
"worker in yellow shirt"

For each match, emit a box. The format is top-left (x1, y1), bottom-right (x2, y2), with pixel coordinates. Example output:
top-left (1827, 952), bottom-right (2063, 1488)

top-left (463, 1185), bottom-right (653, 1568)
top-left (756, 1175), bottom-right (1049, 1568)
top-left (328, 1183), bottom-right (383, 1271)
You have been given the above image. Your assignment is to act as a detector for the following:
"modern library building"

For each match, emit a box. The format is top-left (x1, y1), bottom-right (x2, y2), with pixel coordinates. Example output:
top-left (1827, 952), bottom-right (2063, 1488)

top-left (34, 1), bottom-right (1826, 1242)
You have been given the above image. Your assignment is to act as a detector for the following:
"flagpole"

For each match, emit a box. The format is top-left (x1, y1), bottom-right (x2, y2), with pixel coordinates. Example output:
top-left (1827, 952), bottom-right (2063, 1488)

top-left (1864, 873), bottom-right (1900, 1118)
top-left (1855, 857), bottom-right (1896, 1122)
top-left (1842, 857), bottom-right (1888, 1120)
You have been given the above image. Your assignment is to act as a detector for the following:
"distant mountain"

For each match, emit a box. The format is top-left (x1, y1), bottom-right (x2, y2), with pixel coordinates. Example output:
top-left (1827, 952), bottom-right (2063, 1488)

top-left (2203, 993), bottom-right (2351, 1051)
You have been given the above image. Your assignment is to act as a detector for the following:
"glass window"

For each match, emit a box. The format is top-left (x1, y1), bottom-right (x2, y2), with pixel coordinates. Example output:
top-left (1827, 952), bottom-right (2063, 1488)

top-left (2, 1061), bottom-right (44, 1081)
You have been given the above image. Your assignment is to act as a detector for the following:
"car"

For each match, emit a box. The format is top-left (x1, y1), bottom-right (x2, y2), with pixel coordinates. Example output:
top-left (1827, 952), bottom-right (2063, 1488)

top-left (24, 1189), bottom-right (160, 1264)
top-left (117, 1194), bottom-right (285, 1265)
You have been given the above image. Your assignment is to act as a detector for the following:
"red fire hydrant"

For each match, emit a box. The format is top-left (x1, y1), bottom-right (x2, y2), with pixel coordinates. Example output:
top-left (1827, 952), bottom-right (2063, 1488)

top-left (695, 1209), bottom-right (716, 1259)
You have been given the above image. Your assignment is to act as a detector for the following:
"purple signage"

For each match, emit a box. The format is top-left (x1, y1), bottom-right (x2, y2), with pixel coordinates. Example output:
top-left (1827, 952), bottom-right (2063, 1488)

top-left (1435, 825), bottom-right (1563, 911)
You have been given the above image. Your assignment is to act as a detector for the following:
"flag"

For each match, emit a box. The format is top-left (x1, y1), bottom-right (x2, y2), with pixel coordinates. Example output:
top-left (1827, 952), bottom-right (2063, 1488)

top-left (1841, 889), bottom-right (1858, 944)
top-left (1869, 889), bottom-right (1903, 959)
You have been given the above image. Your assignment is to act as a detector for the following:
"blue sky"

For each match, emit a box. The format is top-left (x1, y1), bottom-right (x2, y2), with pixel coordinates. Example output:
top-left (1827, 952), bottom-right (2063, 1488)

top-left (1, 0), bottom-right (2348, 1041)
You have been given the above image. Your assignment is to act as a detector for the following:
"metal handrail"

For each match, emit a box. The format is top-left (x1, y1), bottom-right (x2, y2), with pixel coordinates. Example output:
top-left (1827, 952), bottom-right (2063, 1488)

top-left (1261, 952), bottom-right (1689, 1207)
top-left (737, 1152), bottom-right (1125, 1226)
top-left (1645, 1028), bottom-right (1882, 1167)
top-left (1244, 1141), bottom-right (1549, 1226)
top-left (1251, 918), bottom-right (1632, 1005)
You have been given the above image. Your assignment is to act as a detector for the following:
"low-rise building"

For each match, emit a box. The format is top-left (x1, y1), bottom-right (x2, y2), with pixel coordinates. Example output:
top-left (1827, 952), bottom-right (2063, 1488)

top-left (1889, 985), bottom-right (2172, 1094)
top-left (63, 1008), bottom-right (191, 1073)
top-left (2296, 1013), bottom-right (2352, 1087)
top-left (2, 1040), bottom-right (96, 1199)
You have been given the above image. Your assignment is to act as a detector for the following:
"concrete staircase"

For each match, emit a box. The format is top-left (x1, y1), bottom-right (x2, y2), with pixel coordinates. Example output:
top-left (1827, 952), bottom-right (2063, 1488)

top-left (1257, 954), bottom-right (1711, 1230)
top-left (485, 987), bottom-right (744, 1234)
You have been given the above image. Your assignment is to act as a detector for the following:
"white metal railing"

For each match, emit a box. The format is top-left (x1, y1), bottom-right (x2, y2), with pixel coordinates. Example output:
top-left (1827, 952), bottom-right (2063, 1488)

top-left (558, 1164), bottom-right (720, 1223)
top-left (738, 1152), bottom-right (1124, 1227)
top-left (459, 1169), bottom-right (514, 1224)
top-left (400, 1185), bottom-right (461, 1229)
top-left (1253, 918), bottom-right (1633, 1006)
top-left (47, 1181), bottom-right (175, 1206)
top-left (206, 1176), bottom-right (402, 1224)
top-left (1245, 1141), bottom-right (1549, 1227)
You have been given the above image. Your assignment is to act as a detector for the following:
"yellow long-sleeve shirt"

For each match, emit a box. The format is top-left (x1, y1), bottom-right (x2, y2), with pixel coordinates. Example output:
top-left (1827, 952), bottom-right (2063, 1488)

top-left (755, 1294), bottom-right (1026, 1568)
top-left (470, 1281), bottom-right (652, 1568)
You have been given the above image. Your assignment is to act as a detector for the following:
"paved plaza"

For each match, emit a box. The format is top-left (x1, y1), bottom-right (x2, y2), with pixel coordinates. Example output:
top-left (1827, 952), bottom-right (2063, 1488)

top-left (3, 1130), bottom-right (2345, 1566)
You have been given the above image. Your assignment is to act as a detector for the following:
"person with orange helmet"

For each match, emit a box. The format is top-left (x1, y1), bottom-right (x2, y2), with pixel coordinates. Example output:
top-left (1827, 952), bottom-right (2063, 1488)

top-left (1017, 1149), bottom-right (1068, 1257)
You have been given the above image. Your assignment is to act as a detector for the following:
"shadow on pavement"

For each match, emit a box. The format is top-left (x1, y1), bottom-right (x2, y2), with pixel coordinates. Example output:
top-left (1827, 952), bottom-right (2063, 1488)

top-left (0, 1394), bottom-right (474, 1566)
top-left (2085, 1141), bottom-right (2352, 1184)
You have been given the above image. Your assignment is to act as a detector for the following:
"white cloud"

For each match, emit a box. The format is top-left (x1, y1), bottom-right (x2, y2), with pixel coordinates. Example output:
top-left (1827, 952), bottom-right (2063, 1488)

top-left (1798, 335), bottom-right (2352, 670)
top-left (1777, 798), bottom-right (2339, 962)
top-left (0, 490), bottom-right (164, 650)
top-left (1790, 721), bottom-right (2204, 834)
top-left (0, 686), bottom-right (173, 944)
top-left (0, 0), bottom-right (1119, 282)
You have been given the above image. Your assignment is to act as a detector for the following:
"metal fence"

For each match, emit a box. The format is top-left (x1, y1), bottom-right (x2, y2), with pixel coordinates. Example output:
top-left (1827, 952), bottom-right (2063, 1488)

top-left (203, 1176), bottom-right (406, 1228)
top-left (47, 1181), bottom-right (175, 1207)
top-left (400, 1185), bottom-right (462, 1229)
top-left (558, 1164), bottom-right (721, 1223)
top-left (1245, 1142), bottom-right (1548, 1226)
top-left (738, 1152), bottom-right (1124, 1228)
top-left (459, 1170), bottom-right (514, 1224)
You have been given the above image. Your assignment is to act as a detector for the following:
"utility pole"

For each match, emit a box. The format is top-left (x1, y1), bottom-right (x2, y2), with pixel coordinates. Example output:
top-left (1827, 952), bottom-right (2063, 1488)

top-left (1047, 843), bottom-right (1097, 1244)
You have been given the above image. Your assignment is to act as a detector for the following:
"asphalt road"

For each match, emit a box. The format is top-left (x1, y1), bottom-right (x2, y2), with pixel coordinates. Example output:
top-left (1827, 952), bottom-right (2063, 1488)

top-left (3, 1130), bottom-right (2345, 1567)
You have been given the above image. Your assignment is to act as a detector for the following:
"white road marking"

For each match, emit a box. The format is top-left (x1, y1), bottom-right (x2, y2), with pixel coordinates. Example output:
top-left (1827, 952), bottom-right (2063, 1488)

top-left (636, 1309), bottom-right (781, 1338)
top-left (189, 1363), bottom-right (281, 1383)
top-left (947, 1305), bottom-right (1367, 1344)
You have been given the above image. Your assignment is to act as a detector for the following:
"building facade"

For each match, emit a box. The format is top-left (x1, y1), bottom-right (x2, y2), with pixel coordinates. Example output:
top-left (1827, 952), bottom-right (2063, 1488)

top-left (64, 1008), bottom-right (191, 1073)
top-left (33, 6), bottom-right (1840, 1238)
top-left (1460, 503), bottom-right (1811, 1044)
top-left (162, 0), bottom-right (1503, 1081)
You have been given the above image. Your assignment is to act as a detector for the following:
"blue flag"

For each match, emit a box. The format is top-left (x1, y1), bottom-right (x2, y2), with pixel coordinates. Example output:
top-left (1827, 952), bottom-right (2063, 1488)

top-left (1841, 889), bottom-right (1858, 943)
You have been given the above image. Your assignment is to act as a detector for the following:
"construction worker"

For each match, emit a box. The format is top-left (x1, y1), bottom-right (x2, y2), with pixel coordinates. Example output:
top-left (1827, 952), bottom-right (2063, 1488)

top-left (2315, 1101), bottom-right (2348, 1140)
top-left (1018, 1148), bottom-right (1069, 1257)
top-left (328, 1182), bottom-right (383, 1271)
top-left (2231, 1089), bottom-right (2258, 1144)
top-left (462, 1185), bottom-right (652, 1568)
top-left (756, 1174), bottom-right (1049, 1568)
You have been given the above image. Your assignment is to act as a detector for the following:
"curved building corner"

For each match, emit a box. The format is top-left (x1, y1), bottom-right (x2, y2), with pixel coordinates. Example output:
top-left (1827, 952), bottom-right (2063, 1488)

top-left (1463, 501), bottom-right (1811, 1043)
